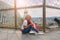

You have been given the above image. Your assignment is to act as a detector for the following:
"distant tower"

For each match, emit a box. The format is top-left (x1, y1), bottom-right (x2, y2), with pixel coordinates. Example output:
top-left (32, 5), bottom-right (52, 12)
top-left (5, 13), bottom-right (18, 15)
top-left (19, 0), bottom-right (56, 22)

top-left (23, 9), bottom-right (28, 19)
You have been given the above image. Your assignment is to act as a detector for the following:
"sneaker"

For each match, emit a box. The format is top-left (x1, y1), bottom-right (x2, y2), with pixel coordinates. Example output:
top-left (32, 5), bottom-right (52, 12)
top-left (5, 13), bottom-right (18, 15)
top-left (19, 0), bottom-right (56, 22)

top-left (29, 31), bottom-right (35, 33)
top-left (37, 31), bottom-right (44, 35)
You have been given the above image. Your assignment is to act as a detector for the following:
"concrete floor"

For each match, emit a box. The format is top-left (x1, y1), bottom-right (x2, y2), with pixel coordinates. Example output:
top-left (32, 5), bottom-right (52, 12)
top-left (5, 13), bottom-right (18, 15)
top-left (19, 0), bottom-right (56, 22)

top-left (22, 30), bottom-right (60, 40)
top-left (0, 28), bottom-right (60, 40)
top-left (0, 28), bottom-right (22, 40)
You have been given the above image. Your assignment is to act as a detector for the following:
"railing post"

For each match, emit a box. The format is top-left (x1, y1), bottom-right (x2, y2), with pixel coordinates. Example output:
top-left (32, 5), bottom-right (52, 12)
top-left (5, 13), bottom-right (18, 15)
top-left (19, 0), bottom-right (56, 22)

top-left (43, 0), bottom-right (46, 32)
top-left (14, 0), bottom-right (17, 29)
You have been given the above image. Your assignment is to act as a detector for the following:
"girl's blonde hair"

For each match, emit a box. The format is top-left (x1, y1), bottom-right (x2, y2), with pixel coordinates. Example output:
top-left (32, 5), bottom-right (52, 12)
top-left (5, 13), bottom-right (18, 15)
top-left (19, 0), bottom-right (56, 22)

top-left (25, 15), bottom-right (31, 19)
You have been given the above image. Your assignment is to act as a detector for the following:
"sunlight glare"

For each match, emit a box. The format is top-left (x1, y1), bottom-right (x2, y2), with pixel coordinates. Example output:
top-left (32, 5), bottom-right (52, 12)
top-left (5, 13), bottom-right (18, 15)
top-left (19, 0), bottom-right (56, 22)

top-left (16, 0), bottom-right (29, 7)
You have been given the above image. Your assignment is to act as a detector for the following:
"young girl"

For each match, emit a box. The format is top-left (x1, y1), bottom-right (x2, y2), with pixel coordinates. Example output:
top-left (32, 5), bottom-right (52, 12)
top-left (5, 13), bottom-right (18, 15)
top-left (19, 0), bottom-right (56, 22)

top-left (21, 15), bottom-right (44, 34)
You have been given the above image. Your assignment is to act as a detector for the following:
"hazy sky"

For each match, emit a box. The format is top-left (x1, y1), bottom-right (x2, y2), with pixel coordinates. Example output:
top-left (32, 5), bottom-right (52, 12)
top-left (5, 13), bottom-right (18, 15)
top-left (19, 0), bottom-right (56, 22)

top-left (0, 0), bottom-right (60, 17)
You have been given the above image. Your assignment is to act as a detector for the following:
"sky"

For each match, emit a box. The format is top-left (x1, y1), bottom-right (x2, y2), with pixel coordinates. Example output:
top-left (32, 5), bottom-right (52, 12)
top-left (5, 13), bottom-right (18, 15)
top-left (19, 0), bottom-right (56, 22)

top-left (0, 0), bottom-right (60, 17)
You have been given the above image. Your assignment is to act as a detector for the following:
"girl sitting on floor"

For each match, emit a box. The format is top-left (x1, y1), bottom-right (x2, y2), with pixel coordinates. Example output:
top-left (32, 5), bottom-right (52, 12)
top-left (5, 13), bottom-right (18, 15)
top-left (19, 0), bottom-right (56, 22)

top-left (21, 15), bottom-right (44, 34)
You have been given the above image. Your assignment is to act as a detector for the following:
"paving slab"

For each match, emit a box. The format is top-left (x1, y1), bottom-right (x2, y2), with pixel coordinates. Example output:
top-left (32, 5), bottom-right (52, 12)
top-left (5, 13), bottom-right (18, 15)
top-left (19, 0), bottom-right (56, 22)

top-left (0, 28), bottom-right (60, 40)
top-left (0, 28), bottom-right (22, 40)
top-left (22, 30), bottom-right (60, 40)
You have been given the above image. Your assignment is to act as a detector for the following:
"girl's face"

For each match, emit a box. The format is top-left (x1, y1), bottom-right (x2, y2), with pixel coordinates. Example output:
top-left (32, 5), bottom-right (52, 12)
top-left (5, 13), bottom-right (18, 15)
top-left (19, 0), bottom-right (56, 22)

top-left (26, 15), bottom-right (31, 21)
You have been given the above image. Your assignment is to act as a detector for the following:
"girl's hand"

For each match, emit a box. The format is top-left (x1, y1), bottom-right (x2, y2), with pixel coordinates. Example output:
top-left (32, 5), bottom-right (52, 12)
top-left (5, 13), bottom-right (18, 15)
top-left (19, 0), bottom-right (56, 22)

top-left (28, 24), bottom-right (32, 26)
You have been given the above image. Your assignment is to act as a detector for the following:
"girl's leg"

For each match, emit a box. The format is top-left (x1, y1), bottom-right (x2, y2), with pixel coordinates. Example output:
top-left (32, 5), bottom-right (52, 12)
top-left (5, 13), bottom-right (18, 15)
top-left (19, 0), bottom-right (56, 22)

top-left (30, 26), bottom-right (39, 33)
top-left (28, 26), bottom-right (39, 33)
top-left (22, 26), bottom-right (32, 34)
top-left (22, 26), bottom-right (39, 34)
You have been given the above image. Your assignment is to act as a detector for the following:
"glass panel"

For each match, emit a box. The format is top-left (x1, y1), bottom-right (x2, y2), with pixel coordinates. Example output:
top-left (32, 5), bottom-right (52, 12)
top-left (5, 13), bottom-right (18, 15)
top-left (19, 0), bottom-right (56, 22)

top-left (0, 0), bottom-right (14, 9)
top-left (29, 8), bottom-right (43, 28)
top-left (46, 8), bottom-right (60, 29)
top-left (17, 8), bottom-right (43, 30)
top-left (0, 12), bottom-right (2, 24)
top-left (16, 0), bottom-right (43, 7)
top-left (46, 0), bottom-right (60, 8)
top-left (0, 10), bottom-right (15, 28)
top-left (16, 10), bottom-right (22, 28)
top-left (17, 9), bottom-right (25, 28)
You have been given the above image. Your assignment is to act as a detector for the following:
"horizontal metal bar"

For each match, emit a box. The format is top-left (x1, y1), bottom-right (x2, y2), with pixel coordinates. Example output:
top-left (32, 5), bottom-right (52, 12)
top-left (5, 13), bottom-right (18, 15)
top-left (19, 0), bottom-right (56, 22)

top-left (46, 5), bottom-right (60, 10)
top-left (17, 5), bottom-right (43, 9)
top-left (0, 5), bottom-right (43, 11)
top-left (0, 8), bottom-right (14, 11)
top-left (0, 5), bottom-right (60, 11)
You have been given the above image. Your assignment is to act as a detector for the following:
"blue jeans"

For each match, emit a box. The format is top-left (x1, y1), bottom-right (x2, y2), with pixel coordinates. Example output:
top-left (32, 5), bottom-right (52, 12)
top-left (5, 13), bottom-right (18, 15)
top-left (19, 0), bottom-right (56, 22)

top-left (22, 26), bottom-right (38, 34)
